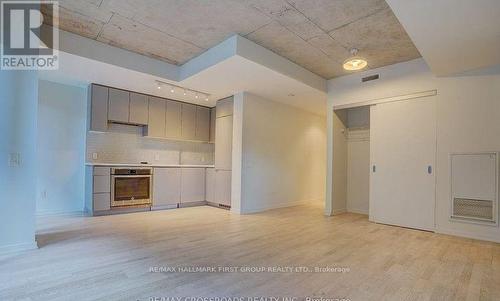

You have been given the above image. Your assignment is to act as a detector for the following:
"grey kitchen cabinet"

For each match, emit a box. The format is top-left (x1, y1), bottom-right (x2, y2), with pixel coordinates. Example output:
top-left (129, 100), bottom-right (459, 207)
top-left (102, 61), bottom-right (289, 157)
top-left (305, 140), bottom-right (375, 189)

top-left (215, 169), bottom-right (231, 206)
top-left (129, 92), bottom-right (149, 125)
top-left (215, 115), bottom-right (233, 170)
top-left (195, 106), bottom-right (210, 141)
top-left (181, 168), bottom-right (206, 203)
top-left (210, 107), bottom-right (216, 143)
top-left (108, 88), bottom-right (130, 123)
top-left (166, 100), bottom-right (182, 139)
top-left (216, 97), bottom-right (233, 118)
top-left (181, 103), bottom-right (197, 141)
top-left (93, 193), bottom-right (110, 211)
top-left (153, 168), bottom-right (181, 207)
top-left (205, 168), bottom-right (215, 203)
top-left (146, 96), bottom-right (166, 138)
top-left (93, 175), bottom-right (110, 194)
top-left (90, 85), bottom-right (108, 132)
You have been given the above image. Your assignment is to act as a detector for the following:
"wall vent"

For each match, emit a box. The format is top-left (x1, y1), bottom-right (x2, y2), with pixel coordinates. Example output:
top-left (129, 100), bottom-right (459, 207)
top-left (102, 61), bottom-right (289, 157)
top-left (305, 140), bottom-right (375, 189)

top-left (452, 198), bottom-right (494, 222)
top-left (450, 153), bottom-right (498, 225)
top-left (362, 74), bottom-right (379, 82)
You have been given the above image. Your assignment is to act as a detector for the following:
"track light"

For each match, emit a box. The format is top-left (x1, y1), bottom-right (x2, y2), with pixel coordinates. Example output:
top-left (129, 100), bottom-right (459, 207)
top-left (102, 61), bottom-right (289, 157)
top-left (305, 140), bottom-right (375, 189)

top-left (154, 80), bottom-right (210, 101)
top-left (183, 89), bottom-right (187, 96)
top-left (170, 86), bottom-right (175, 93)
top-left (195, 93), bottom-right (199, 99)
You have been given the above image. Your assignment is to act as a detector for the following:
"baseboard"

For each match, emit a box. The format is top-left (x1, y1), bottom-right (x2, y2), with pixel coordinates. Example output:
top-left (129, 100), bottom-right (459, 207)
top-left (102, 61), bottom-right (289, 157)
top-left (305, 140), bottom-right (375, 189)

top-left (332, 208), bottom-right (347, 215)
top-left (346, 208), bottom-right (369, 215)
top-left (36, 210), bottom-right (85, 217)
top-left (436, 228), bottom-right (500, 244)
top-left (0, 240), bottom-right (38, 256)
top-left (240, 199), bottom-right (317, 214)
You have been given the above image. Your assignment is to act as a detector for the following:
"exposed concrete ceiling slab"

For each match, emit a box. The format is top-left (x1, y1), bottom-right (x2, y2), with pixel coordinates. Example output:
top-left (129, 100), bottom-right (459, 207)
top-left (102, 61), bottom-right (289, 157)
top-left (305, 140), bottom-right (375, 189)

top-left (97, 14), bottom-right (203, 65)
top-left (44, 0), bottom-right (420, 79)
top-left (329, 8), bottom-right (421, 69)
top-left (289, 0), bottom-right (388, 32)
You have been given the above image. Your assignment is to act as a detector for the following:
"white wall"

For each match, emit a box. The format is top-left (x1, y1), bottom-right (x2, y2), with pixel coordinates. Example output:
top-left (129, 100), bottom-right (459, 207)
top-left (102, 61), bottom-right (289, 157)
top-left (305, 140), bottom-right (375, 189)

top-left (37, 80), bottom-right (87, 214)
top-left (237, 93), bottom-right (326, 213)
top-left (0, 70), bottom-right (38, 254)
top-left (327, 58), bottom-right (500, 242)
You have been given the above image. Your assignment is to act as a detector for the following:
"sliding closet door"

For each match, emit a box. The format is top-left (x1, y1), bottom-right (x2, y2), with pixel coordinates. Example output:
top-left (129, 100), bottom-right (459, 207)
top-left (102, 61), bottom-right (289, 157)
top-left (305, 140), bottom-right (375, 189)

top-left (369, 97), bottom-right (436, 231)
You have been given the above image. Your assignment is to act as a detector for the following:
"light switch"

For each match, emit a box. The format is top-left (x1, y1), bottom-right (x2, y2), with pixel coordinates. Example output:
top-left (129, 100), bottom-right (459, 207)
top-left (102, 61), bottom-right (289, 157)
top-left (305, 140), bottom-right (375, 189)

top-left (92, 152), bottom-right (98, 160)
top-left (8, 153), bottom-right (20, 167)
top-left (154, 154), bottom-right (160, 161)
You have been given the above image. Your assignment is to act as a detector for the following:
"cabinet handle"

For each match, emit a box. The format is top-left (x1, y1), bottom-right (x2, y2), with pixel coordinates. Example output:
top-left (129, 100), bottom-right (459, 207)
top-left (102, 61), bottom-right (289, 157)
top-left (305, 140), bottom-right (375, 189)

top-left (372, 165), bottom-right (376, 173)
top-left (427, 165), bottom-right (432, 174)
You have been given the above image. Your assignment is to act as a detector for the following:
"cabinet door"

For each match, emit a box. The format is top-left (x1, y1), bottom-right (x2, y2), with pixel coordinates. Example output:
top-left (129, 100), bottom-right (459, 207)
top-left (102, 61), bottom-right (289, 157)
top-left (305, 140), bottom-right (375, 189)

top-left (93, 175), bottom-right (110, 193)
top-left (90, 85), bottom-right (108, 132)
top-left (165, 100), bottom-right (182, 139)
top-left (181, 104), bottom-right (197, 140)
top-left (195, 106), bottom-right (210, 141)
top-left (94, 193), bottom-right (110, 211)
top-left (370, 97), bottom-right (436, 231)
top-left (153, 168), bottom-right (181, 206)
top-left (215, 115), bottom-right (233, 170)
top-left (210, 107), bottom-right (216, 143)
top-left (205, 168), bottom-right (215, 203)
top-left (215, 170), bottom-right (231, 206)
top-left (181, 168), bottom-right (206, 203)
top-left (108, 88), bottom-right (130, 123)
top-left (146, 97), bottom-right (166, 138)
top-left (216, 97), bottom-right (233, 118)
top-left (129, 92), bottom-right (148, 125)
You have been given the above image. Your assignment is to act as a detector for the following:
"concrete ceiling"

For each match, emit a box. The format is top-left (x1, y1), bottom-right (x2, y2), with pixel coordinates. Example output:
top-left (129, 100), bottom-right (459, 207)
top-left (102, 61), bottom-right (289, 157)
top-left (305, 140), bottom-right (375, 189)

top-left (42, 0), bottom-right (421, 79)
top-left (386, 0), bottom-right (500, 76)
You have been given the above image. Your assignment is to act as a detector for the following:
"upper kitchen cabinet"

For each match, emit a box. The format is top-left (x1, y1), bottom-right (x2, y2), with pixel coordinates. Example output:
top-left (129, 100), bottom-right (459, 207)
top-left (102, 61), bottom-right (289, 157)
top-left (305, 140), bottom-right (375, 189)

top-left (108, 88), bottom-right (130, 123)
top-left (129, 93), bottom-right (149, 125)
top-left (215, 115), bottom-right (233, 170)
top-left (181, 103), bottom-right (197, 141)
top-left (89, 84), bottom-right (109, 132)
top-left (146, 96), bottom-right (166, 138)
top-left (216, 97), bottom-right (233, 118)
top-left (166, 100), bottom-right (182, 139)
top-left (210, 107), bottom-right (216, 143)
top-left (195, 106), bottom-right (210, 141)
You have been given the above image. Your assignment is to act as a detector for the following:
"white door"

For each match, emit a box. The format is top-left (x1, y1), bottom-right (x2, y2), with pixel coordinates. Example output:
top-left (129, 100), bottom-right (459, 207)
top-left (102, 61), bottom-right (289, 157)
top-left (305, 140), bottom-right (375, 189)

top-left (370, 97), bottom-right (436, 231)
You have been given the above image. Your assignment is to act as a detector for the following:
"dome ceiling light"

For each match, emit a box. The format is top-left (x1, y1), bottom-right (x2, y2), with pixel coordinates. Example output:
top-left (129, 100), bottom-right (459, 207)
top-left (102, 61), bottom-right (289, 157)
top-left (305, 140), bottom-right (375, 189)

top-left (343, 48), bottom-right (368, 71)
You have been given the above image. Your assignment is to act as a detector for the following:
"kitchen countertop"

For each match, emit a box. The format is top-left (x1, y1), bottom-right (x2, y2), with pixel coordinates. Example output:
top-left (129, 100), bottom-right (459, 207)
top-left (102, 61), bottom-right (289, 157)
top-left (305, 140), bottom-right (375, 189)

top-left (85, 162), bottom-right (215, 168)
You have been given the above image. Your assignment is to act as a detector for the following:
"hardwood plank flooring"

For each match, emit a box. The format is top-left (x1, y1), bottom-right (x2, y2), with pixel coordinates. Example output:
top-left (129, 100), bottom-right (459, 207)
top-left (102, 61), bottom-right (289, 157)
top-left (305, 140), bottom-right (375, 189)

top-left (1, 203), bottom-right (499, 301)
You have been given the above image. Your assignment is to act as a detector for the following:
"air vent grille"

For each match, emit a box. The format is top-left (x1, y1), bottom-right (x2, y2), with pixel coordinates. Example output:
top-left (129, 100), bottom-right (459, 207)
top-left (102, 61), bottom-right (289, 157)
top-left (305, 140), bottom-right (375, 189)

top-left (362, 74), bottom-right (379, 82)
top-left (452, 198), bottom-right (494, 221)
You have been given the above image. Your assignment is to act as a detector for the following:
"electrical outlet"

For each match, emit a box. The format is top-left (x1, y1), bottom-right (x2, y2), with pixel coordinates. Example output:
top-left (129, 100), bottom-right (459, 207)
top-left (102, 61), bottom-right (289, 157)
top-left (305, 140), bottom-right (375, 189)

top-left (92, 152), bottom-right (98, 160)
top-left (8, 153), bottom-right (20, 167)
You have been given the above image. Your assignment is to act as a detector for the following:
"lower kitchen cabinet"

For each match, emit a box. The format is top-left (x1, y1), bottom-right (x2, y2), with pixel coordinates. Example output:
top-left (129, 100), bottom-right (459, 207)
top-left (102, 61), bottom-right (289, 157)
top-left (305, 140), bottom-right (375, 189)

top-left (181, 168), bottom-right (206, 203)
top-left (215, 170), bottom-right (231, 206)
top-left (94, 193), bottom-right (110, 211)
top-left (153, 168), bottom-right (181, 207)
top-left (205, 168), bottom-right (215, 203)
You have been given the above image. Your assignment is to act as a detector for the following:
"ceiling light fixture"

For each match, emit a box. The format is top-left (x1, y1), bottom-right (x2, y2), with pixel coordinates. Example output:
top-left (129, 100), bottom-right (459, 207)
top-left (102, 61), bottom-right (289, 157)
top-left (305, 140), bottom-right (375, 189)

top-left (343, 48), bottom-right (367, 71)
top-left (155, 80), bottom-right (211, 101)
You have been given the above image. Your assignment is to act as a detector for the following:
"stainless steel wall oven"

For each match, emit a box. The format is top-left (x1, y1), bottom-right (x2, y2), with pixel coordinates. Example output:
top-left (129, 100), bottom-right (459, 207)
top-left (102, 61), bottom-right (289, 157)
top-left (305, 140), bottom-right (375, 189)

top-left (111, 168), bottom-right (152, 207)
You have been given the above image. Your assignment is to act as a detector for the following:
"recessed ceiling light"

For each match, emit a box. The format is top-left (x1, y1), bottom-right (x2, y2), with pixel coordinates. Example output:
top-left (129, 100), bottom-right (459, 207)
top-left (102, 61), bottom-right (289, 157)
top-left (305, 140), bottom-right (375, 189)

top-left (343, 48), bottom-right (367, 71)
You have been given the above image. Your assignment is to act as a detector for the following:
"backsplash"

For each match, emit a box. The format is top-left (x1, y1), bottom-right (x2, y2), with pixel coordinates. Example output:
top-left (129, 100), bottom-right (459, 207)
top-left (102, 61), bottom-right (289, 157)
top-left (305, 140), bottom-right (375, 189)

top-left (86, 124), bottom-right (214, 165)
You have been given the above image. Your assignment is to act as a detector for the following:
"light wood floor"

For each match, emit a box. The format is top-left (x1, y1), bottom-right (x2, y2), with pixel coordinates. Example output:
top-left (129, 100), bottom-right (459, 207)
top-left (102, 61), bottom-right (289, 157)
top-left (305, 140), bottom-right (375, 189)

top-left (1, 203), bottom-right (500, 301)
